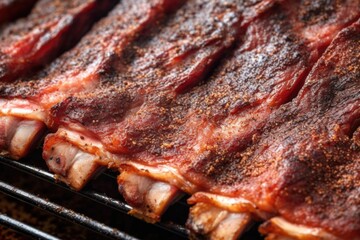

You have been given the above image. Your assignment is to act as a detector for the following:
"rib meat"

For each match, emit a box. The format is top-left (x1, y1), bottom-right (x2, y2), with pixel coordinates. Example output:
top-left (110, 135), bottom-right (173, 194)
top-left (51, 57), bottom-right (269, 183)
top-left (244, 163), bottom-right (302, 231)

top-left (191, 19), bottom-right (359, 239)
top-left (43, 0), bottom-right (249, 218)
top-left (2, 0), bottom-right (359, 238)
top-left (42, 0), bottom-right (359, 237)
top-left (184, 8), bottom-right (360, 239)
top-left (0, 0), bottom-right (38, 24)
top-left (0, 0), bottom-right (183, 159)
top-left (255, 20), bottom-right (360, 239)
top-left (0, 0), bottom-right (118, 83)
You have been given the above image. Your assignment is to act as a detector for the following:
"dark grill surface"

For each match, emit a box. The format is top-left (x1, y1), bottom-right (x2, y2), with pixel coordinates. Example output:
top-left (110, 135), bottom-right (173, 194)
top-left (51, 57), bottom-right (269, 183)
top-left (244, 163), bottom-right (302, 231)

top-left (0, 152), bottom-right (263, 239)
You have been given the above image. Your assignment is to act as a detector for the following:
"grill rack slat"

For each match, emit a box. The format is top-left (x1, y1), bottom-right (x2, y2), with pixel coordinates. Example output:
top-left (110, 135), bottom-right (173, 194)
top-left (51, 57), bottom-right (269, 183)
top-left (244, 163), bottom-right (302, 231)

top-left (0, 214), bottom-right (60, 240)
top-left (0, 180), bottom-right (138, 240)
top-left (0, 156), bottom-right (189, 239)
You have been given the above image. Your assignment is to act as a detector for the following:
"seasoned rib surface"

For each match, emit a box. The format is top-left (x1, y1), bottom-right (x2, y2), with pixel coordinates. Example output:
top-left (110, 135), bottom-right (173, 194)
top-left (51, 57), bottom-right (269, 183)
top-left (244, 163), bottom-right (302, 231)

top-left (48, 0), bottom-right (359, 159)
top-left (42, 1), bottom-right (359, 238)
top-left (48, 0), bottom-right (245, 153)
top-left (205, 19), bottom-right (359, 238)
top-left (42, 0), bottom-right (246, 192)
top-left (0, 0), bottom-right (183, 159)
top-left (0, 0), bottom-right (359, 239)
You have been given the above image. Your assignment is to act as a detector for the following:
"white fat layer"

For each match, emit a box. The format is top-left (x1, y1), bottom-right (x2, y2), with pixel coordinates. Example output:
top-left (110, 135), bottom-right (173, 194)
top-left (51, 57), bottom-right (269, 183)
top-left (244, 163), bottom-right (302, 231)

top-left (56, 127), bottom-right (106, 152)
top-left (125, 162), bottom-right (199, 194)
top-left (190, 192), bottom-right (256, 212)
top-left (55, 127), bottom-right (122, 166)
top-left (0, 99), bottom-right (46, 121)
top-left (263, 217), bottom-right (340, 240)
top-left (188, 192), bottom-right (273, 220)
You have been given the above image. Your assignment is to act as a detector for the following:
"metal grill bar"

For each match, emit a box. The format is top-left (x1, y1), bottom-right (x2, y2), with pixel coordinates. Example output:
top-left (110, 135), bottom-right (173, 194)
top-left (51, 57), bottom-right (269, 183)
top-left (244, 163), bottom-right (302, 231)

top-left (0, 180), bottom-right (138, 240)
top-left (0, 214), bottom-right (60, 240)
top-left (0, 157), bottom-right (188, 238)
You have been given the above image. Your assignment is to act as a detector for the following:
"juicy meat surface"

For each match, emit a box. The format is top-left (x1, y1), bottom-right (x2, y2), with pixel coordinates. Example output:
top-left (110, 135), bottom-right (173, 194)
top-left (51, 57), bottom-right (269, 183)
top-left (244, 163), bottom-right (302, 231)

top-left (48, 0), bottom-right (358, 164)
top-left (48, 0), bottom-right (245, 155)
top-left (49, 1), bottom-right (359, 158)
top-left (179, 0), bottom-right (360, 181)
top-left (0, 0), bottom-right (38, 24)
top-left (193, 19), bottom-right (359, 238)
top-left (0, 0), bottom-right (185, 159)
top-left (43, 1), bottom-right (359, 237)
top-left (0, 0), bottom-right (118, 83)
top-left (0, 0), bottom-right (183, 103)
top-left (1, 0), bottom-right (359, 238)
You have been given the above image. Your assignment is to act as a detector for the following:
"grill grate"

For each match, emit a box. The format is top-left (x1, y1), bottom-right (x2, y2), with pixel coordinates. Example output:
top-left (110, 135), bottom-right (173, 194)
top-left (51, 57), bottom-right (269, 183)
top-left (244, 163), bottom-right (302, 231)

top-left (0, 214), bottom-right (60, 240)
top-left (0, 156), bottom-right (263, 240)
top-left (0, 155), bottom-right (188, 239)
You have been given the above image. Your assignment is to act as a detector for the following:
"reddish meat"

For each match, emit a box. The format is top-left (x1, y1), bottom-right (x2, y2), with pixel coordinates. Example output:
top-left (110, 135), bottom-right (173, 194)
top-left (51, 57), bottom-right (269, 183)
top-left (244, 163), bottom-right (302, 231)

top-left (192, 19), bottom-right (360, 238)
top-left (1, 0), bottom-right (359, 238)
top-left (0, 0), bottom-right (184, 159)
top-left (48, 0), bottom-right (359, 158)
top-left (42, 0), bottom-right (247, 191)
top-left (0, 0), bottom-right (38, 24)
top-left (259, 20), bottom-right (360, 238)
top-left (0, 0), bottom-right (118, 83)
top-left (48, 0), bottom-right (245, 153)
top-left (42, 1), bottom-right (359, 238)
top-left (112, 0), bottom-right (360, 185)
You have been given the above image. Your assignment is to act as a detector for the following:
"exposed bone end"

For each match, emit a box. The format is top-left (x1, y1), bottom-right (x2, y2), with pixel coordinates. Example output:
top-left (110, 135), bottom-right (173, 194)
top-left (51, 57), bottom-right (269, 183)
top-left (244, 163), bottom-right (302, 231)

top-left (188, 192), bottom-right (274, 220)
top-left (259, 217), bottom-right (341, 240)
top-left (43, 134), bottom-right (103, 190)
top-left (186, 202), bottom-right (252, 240)
top-left (118, 170), bottom-right (183, 223)
top-left (0, 116), bottom-right (45, 160)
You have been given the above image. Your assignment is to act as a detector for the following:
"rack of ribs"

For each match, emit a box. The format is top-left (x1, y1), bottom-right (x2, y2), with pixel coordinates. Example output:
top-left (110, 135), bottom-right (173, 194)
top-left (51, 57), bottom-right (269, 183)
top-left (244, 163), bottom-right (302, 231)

top-left (122, 3), bottom-right (360, 239)
top-left (0, 0), bottom-right (38, 24)
top-left (0, 0), bottom-right (185, 159)
top-left (186, 17), bottom-right (360, 240)
top-left (43, 0), bottom-right (249, 218)
top-left (39, 0), bottom-right (359, 238)
top-left (0, 0), bottom-right (359, 239)
top-left (0, 0), bottom-right (118, 83)
top-left (194, 19), bottom-right (359, 239)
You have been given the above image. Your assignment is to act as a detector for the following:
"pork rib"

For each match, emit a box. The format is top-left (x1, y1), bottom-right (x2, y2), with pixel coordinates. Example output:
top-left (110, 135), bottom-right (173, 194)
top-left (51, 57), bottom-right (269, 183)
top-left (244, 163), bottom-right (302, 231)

top-left (43, 0), bottom-right (246, 219)
top-left (0, 0), bottom-right (118, 83)
top-left (0, 0), bottom-right (183, 159)
top-left (187, 18), bottom-right (360, 239)
top-left (254, 19), bottom-right (360, 239)
top-left (53, 0), bottom-right (360, 238)
top-left (117, 2), bottom-right (358, 238)
top-left (44, 0), bottom-right (360, 236)
top-left (0, 0), bottom-right (38, 24)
